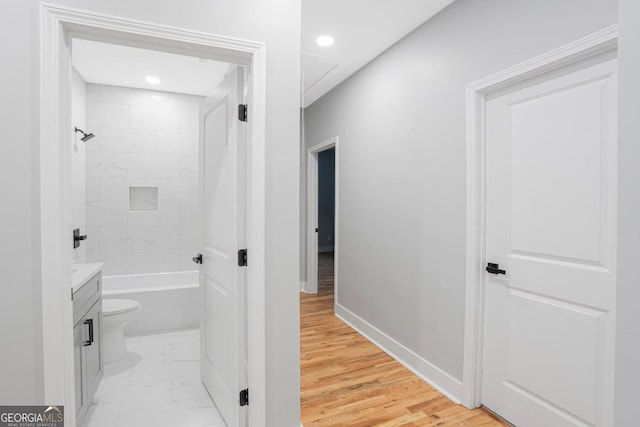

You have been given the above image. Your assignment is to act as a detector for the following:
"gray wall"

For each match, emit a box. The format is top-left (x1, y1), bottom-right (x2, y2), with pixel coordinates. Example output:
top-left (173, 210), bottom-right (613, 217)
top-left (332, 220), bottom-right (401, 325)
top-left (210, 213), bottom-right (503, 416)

top-left (0, 0), bottom-right (44, 404)
top-left (304, 0), bottom-right (618, 382)
top-left (0, 1), bottom-right (301, 425)
top-left (318, 148), bottom-right (335, 250)
top-left (615, 0), bottom-right (640, 424)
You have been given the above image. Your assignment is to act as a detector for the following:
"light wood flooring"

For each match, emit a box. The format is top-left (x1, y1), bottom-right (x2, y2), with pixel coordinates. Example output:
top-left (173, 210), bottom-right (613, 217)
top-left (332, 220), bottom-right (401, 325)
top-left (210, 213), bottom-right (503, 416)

top-left (300, 252), bottom-right (507, 426)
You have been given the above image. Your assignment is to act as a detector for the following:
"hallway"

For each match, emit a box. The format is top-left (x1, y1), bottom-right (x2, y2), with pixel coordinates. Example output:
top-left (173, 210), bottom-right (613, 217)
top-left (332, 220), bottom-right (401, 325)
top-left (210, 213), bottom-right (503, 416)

top-left (300, 253), bottom-right (506, 426)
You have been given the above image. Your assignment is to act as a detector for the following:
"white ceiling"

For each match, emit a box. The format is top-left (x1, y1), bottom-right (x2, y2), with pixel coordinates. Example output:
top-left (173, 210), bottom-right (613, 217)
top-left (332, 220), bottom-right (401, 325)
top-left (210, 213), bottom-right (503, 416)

top-left (73, 2), bottom-right (454, 104)
top-left (302, 0), bottom-right (455, 107)
top-left (72, 39), bottom-right (230, 96)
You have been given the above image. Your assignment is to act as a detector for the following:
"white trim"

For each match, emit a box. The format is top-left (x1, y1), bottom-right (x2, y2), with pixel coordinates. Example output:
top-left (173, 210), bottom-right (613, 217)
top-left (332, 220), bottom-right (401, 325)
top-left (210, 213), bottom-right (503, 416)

top-left (305, 136), bottom-right (338, 295)
top-left (40, 4), bottom-right (267, 426)
top-left (462, 24), bottom-right (619, 409)
top-left (300, 281), bottom-right (307, 293)
top-left (305, 151), bottom-right (318, 294)
top-left (335, 304), bottom-right (463, 404)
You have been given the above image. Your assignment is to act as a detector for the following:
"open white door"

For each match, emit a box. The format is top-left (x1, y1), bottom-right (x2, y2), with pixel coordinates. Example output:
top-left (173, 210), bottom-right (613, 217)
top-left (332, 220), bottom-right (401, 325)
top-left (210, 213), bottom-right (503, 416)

top-left (197, 65), bottom-right (247, 427)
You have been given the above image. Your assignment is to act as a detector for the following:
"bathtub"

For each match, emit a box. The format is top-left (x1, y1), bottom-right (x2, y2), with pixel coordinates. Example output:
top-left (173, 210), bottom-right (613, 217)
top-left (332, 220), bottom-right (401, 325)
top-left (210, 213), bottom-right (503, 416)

top-left (102, 271), bottom-right (199, 336)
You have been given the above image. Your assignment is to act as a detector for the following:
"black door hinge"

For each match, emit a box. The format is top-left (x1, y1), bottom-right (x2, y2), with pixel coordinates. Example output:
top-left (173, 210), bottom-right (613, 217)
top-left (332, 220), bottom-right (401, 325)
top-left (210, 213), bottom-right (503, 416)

top-left (238, 104), bottom-right (248, 122)
top-left (239, 388), bottom-right (249, 406)
top-left (238, 249), bottom-right (247, 267)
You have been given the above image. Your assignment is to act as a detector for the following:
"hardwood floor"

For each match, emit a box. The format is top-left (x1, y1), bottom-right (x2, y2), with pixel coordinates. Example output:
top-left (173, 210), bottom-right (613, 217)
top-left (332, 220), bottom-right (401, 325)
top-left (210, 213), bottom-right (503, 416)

top-left (300, 252), bottom-right (507, 426)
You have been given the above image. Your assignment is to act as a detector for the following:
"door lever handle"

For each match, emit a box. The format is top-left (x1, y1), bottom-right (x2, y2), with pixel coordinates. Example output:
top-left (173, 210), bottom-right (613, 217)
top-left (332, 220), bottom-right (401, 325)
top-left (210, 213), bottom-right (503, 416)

top-left (193, 254), bottom-right (203, 264)
top-left (486, 262), bottom-right (506, 275)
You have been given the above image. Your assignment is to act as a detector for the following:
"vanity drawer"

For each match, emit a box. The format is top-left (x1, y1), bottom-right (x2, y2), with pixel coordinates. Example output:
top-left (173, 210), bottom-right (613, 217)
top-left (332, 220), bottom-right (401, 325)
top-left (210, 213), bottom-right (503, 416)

top-left (73, 272), bottom-right (101, 325)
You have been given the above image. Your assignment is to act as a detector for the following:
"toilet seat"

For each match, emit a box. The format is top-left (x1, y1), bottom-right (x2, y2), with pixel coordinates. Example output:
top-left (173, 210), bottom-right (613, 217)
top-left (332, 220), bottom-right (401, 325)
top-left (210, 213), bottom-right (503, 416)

top-left (103, 299), bottom-right (141, 316)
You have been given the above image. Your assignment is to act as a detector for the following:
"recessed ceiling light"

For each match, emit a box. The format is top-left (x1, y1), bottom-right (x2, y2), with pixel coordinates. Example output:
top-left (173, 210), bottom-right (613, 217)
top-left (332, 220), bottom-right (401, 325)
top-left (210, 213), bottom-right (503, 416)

top-left (150, 95), bottom-right (162, 101)
top-left (145, 75), bottom-right (161, 84)
top-left (316, 35), bottom-right (335, 47)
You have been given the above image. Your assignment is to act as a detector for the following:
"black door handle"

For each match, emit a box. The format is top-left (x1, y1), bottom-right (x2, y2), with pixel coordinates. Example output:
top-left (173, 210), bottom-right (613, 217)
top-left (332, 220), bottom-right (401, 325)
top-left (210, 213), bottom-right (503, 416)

top-left (73, 228), bottom-right (88, 249)
top-left (83, 318), bottom-right (94, 346)
top-left (486, 263), bottom-right (506, 275)
top-left (193, 254), bottom-right (203, 264)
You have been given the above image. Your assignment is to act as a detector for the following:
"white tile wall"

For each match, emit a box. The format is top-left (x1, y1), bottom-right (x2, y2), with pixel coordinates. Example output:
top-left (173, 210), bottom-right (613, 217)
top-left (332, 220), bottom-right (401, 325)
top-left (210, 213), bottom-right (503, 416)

top-left (86, 152), bottom-right (128, 177)
top-left (127, 249), bottom-right (181, 274)
top-left (129, 104), bottom-right (181, 132)
top-left (85, 84), bottom-right (203, 275)
top-left (85, 250), bottom-right (127, 276)
top-left (71, 69), bottom-right (87, 262)
top-left (87, 101), bottom-right (129, 128)
top-left (87, 202), bottom-right (128, 227)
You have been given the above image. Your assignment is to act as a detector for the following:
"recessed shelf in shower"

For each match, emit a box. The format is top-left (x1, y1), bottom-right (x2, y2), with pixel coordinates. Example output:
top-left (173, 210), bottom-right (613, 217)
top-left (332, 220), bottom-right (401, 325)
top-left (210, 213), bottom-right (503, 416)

top-left (129, 186), bottom-right (159, 211)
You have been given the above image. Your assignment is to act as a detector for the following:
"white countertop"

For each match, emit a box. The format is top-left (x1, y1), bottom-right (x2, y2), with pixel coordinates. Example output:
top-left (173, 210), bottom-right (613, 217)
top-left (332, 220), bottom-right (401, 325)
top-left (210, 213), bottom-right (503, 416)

top-left (72, 262), bottom-right (104, 294)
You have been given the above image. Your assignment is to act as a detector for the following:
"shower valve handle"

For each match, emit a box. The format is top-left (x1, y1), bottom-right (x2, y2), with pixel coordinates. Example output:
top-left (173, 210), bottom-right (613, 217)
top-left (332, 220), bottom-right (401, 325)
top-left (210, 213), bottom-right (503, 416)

top-left (73, 228), bottom-right (87, 249)
top-left (193, 254), bottom-right (203, 264)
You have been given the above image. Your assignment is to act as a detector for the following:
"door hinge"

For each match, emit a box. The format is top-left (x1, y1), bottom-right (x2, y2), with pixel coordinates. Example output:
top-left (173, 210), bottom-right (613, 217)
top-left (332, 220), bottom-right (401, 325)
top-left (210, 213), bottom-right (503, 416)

top-left (239, 388), bottom-right (249, 406)
top-left (238, 104), bottom-right (248, 122)
top-left (238, 249), bottom-right (247, 267)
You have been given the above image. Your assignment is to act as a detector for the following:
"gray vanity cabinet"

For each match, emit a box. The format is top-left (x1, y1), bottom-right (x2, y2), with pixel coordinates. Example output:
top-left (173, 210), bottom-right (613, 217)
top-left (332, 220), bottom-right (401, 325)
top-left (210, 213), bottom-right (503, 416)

top-left (73, 271), bottom-right (103, 426)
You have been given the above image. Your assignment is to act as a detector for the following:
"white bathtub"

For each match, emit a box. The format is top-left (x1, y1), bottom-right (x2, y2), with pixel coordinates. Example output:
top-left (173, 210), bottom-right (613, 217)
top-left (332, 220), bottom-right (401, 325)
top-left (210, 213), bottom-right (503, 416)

top-left (102, 271), bottom-right (199, 336)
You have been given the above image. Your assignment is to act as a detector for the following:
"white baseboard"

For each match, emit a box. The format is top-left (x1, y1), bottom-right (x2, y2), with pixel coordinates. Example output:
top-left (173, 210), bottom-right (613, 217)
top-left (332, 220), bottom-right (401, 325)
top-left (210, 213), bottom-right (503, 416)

top-left (335, 303), bottom-right (463, 404)
top-left (300, 281), bottom-right (307, 293)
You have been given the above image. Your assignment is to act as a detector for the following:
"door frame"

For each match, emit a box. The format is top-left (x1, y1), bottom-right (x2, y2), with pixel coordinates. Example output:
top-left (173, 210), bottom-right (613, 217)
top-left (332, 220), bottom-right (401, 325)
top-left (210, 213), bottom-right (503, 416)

top-left (461, 25), bottom-right (618, 409)
top-left (40, 4), bottom-right (267, 426)
top-left (305, 136), bottom-right (338, 295)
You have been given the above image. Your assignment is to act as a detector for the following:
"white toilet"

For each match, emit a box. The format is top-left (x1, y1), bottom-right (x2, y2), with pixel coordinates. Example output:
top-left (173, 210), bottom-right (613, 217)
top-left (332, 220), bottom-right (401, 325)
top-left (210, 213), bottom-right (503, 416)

top-left (102, 299), bottom-right (142, 364)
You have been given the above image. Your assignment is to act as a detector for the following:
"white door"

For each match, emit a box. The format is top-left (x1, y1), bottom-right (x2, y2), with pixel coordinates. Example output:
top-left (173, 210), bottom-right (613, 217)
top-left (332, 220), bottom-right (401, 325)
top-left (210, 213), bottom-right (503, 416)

top-left (198, 66), bottom-right (247, 427)
top-left (482, 55), bottom-right (617, 427)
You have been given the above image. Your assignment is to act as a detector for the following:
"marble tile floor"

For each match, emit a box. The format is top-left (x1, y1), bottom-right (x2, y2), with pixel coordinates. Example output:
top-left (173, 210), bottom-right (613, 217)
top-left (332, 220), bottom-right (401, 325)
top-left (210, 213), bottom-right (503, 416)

top-left (83, 329), bottom-right (226, 427)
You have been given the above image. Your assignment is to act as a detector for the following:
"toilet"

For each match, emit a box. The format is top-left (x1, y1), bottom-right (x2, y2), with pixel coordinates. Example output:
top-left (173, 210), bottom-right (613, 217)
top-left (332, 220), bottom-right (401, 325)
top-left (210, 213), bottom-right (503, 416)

top-left (102, 299), bottom-right (142, 364)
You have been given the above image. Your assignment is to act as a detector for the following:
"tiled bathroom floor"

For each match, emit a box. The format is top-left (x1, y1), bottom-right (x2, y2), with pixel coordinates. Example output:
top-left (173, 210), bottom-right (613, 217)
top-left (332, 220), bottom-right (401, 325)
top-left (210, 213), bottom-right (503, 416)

top-left (83, 329), bottom-right (227, 427)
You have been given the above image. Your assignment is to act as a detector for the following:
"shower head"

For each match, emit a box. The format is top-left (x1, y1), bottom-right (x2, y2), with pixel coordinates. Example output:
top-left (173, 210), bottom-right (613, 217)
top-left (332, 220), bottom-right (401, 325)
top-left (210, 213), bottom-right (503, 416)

top-left (74, 127), bottom-right (95, 142)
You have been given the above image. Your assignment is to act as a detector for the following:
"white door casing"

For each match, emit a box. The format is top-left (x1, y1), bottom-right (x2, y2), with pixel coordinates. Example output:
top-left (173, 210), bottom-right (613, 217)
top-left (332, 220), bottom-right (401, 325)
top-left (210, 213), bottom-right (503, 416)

top-left (462, 26), bottom-right (618, 414)
top-left (199, 66), bottom-right (247, 427)
top-left (41, 6), bottom-right (267, 426)
top-left (481, 55), bottom-right (617, 426)
top-left (306, 149), bottom-right (319, 295)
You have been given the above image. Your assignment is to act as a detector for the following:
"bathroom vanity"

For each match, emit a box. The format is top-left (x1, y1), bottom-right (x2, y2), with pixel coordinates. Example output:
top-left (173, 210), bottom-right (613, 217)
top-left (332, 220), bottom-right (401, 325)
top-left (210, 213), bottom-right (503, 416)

top-left (71, 263), bottom-right (104, 425)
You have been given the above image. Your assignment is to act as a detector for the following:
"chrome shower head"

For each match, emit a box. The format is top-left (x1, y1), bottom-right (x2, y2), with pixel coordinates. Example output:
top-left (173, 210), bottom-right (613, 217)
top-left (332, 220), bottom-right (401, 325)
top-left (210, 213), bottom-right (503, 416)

top-left (74, 127), bottom-right (95, 142)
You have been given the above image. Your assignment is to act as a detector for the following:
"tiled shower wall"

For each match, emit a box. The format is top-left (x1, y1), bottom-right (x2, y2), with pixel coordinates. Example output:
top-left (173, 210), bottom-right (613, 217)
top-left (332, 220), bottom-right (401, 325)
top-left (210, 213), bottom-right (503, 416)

top-left (71, 69), bottom-right (87, 263)
top-left (84, 84), bottom-right (203, 276)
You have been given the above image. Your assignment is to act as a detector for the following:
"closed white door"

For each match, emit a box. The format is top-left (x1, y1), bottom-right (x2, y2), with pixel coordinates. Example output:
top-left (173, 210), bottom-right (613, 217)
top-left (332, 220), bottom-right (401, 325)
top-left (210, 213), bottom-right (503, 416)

top-left (198, 66), bottom-right (247, 427)
top-left (482, 55), bottom-right (617, 427)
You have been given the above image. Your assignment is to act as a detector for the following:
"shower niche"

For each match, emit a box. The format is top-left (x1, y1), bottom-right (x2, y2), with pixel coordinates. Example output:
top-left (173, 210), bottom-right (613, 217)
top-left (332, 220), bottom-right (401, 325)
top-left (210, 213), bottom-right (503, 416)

top-left (129, 186), bottom-right (159, 211)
